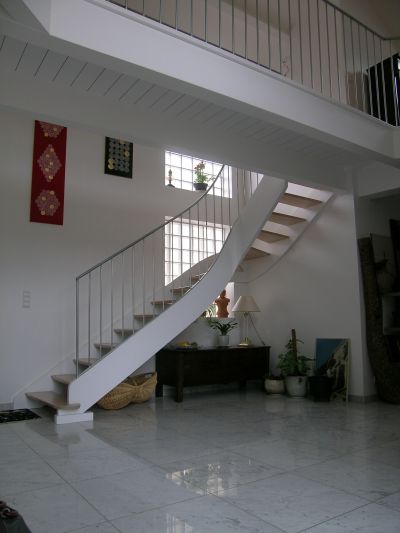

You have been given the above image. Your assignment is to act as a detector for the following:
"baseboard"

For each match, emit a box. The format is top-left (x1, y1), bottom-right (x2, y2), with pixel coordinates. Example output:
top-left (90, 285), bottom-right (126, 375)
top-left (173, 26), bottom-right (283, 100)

top-left (348, 394), bottom-right (378, 403)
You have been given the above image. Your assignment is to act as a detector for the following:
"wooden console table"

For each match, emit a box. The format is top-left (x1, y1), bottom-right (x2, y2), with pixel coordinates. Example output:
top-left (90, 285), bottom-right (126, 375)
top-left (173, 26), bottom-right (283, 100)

top-left (155, 345), bottom-right (270, 402)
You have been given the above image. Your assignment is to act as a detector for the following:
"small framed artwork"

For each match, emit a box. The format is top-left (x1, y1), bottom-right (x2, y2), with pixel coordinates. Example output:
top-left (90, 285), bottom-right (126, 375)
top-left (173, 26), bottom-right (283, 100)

top-left (104, 137), bottom-right (133, 178)
top-left (315, 338), bottom-right (350, 401)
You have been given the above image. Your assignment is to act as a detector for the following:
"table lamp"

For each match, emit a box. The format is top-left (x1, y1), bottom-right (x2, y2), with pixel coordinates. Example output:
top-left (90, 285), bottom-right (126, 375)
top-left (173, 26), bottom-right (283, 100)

top-left (232, 295), bottom-right (260, 346)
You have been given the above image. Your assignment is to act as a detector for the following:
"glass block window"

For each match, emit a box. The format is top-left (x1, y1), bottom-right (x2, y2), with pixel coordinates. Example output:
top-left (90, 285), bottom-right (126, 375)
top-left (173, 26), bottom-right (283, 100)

top-left (165, 151), bottom-right (231, 197)
top-left (164, 217), bottom-right (230, 285)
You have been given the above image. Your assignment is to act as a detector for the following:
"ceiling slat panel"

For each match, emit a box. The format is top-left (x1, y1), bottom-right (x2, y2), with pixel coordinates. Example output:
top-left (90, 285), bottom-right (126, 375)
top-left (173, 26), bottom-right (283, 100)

top-left (177, 100), bottom-right (213, 120)
top-left (0, 36), bottom-right (26, 70)
top-left (205, 109), bottom-right (236, 127)
top-left (14, 43), bottom-right (47, 76)
top-left (71, 64), bottom-right (105, 90)
top-left (51, 57), bottom-right (86, 85)
top-left (102, 74), bottom-right (138, 100)
top-left (87, 69), bottom-right (125, 96)
top-left (34, 50), bottom-right (69, 81)
top-left (136, 85), bottom-right (169, 108)
top-left (118, 79), bottom-right (151, 103)
top-left (149, 89), bottom-right (184, 112)
top-left (192, 103), bottom-right (223, 123)
top-left (162, 94), bottom-right (198, 115)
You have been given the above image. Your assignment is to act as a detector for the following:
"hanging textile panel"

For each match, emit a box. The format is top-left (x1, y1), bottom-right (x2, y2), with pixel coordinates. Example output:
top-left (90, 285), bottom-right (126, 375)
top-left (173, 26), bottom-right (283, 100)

top-left (30, 120), bottom-right (67, 225)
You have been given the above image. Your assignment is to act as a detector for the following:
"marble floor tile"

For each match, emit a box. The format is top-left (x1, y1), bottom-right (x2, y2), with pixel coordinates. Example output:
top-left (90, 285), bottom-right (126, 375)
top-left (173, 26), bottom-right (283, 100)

top-left (304, 502), bottom-right (400, 532)
top-left (230, 436), bottom-right (339, 471)
top-left (377, 490), bottom-right (400, 513)
top-left (217, 472), bottom-right (368, 532)
top-left (111, 494), bottom-right (283, 533)
top-left (295, 454), bottom-right (400, 502)
top-left (0, 456), bottom-right (65, 497)
top-left (7, 483), bottom-right (104, 533)
top-left (70, 465), bottom-right (200, 520)
top-left (45, 446), bottom-right (151, 482)
top-left (161, 450), bottom-right (282, 495)
top-left (357, 439), bottom-right (400, 469)
top-left (122, 433), bottom-right (221, 466)
top-left (68, 523), bottom-right (120, 533)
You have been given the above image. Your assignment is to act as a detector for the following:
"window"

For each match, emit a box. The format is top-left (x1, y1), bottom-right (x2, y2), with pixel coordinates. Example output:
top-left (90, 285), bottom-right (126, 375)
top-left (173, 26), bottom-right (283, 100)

top-left (164, 217), bottom-right (230, 285)
top-left (165, 151), bottom-right (231, 197)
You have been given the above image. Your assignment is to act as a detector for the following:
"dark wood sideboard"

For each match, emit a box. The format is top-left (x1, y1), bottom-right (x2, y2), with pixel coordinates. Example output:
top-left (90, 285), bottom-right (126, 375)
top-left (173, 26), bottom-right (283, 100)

top-left (155, 345), bottom-right (270, 402)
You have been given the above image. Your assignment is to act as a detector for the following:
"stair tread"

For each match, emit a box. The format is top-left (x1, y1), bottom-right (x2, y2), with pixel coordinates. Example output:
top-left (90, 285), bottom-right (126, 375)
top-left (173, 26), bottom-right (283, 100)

top-left (26, 391), bottom-right (80, 410)
top-left (52, 374), bottom-right (75, 385)
top-left (133, 314), bottom-right (155, 319)
top-left (94, 342), bottom-right (119, 349)
top-left (170, 286), bottom-right (191, 294)
top-left (151, 300), bottom-right (174, 305)
top-left (269, 212), bottom-right (306, 225)
top-left (76, 357), bottom-right (100, 367)
top-left (114, 328), bottom-right (134, 335)
top-left (258, 230), bottom-right (289, 243)
top-left (244, 247), bottom-right (270, 260)
top-left (280, 192), bottom-right (322, 208)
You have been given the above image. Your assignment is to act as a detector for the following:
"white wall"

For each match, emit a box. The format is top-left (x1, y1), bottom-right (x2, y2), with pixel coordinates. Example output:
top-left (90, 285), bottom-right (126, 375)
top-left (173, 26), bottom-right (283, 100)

top-left (0, 107), bottom-right (200, 407)
top-left (243, 193), bottom-right (369, 399)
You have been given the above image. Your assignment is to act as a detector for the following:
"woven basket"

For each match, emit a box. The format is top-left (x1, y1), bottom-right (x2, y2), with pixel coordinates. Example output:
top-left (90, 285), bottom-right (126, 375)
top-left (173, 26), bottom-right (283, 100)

top-left (97, 382), bottom-right (136, 410)
top-left (125, 372), bottom-right (158, 403)
top-left (97, 372), bottom-right (157, 410)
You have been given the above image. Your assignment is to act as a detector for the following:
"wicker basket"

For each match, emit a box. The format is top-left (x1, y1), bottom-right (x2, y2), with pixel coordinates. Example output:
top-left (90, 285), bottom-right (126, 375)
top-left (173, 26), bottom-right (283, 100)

top-left (97, 372), bottom-right (157, 410)
top-left (125, 372), bottom-right (158, 403)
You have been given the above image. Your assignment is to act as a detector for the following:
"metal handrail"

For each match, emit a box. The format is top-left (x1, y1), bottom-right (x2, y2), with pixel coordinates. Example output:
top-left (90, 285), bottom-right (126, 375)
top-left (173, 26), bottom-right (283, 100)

top-left (75, 164), bottom-right (263, 376)
top-left (104, 0), bottom-right (400, 126)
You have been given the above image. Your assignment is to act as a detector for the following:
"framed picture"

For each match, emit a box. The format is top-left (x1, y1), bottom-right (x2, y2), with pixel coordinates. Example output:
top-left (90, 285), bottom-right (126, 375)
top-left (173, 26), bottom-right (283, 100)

top-left (104, 137), bottom-right (133, 178)
top-left (315, 338), bottom-right (350, 401)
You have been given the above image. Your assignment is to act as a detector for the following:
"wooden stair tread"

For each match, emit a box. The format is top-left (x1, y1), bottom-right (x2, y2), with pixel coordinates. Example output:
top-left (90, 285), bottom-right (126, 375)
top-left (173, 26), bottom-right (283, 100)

top-left (114, 328), bottom-right (133, 335)
top-left (76, 357), bottom-right (100, 367)
top-left (151, 300), bottom-right (174, 305)
top-left (280, 192), bottom-right (322, 208)
top-left (94, 342), bottom-right (119, 350)
top-left (170, 286), bottom-right (191, 294)
top-left (26, 391), bottom-right (80, 410)
top-left (269, 212), bottom-right (306, 225)
top-left (52, 374), bottom-right (75, 385)
top-left (244, 247), bottom-right (270, 260)
top-left (258, 230), bottom-right (289, 243)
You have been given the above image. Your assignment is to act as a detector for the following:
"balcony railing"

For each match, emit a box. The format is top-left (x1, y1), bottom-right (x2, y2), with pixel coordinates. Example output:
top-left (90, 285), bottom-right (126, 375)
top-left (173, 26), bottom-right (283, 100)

top-left (106, 0), bottom-right (400, 126)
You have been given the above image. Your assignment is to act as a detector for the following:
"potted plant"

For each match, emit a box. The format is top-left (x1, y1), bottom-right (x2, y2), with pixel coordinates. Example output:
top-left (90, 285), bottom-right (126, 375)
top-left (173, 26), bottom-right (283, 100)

top-left (207, 318), bottom-right (238, 347)
top-left (277, 329), bottom-right (311, 397)
top-left (193, 161), bottom-right (209, 190)
top-left (264, 374), bottom-right (285, 395)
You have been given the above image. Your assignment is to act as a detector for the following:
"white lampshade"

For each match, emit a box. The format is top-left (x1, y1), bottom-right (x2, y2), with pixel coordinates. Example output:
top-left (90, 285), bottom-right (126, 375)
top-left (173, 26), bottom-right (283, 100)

top-left (232, 295), bottom-right (260, 313)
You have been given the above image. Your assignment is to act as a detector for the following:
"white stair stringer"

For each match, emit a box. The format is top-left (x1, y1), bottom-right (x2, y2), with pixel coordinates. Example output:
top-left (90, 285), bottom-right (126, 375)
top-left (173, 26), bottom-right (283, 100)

top-left (65, 176), bottom-right (287, 420)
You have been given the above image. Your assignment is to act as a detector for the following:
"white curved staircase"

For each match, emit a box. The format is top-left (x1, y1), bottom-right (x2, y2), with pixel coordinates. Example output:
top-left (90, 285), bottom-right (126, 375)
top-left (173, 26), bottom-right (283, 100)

top-left (26, 171), bottom-right (330, 423)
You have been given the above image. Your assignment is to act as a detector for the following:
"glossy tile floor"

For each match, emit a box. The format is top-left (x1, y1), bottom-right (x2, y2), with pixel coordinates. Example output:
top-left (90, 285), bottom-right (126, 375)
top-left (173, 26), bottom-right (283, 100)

top-left (2, 388), bottom-right (400, 532)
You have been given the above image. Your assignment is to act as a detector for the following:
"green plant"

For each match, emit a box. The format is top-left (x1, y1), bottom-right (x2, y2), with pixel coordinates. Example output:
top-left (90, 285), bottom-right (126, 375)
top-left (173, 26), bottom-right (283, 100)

top-left (207, 318), bottom-right (238, 336)
top-left (277, 329), bottom-right (311, 376)
top-left (200, 303), bottom-right (216, 319)
top-left (193, 161), bottom-right (208, 183)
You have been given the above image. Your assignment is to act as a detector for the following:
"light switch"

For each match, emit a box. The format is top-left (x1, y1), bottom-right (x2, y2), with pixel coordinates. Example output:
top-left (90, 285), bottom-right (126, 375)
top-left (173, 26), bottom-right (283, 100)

top-left (22, 290), bottom-right (31, 308)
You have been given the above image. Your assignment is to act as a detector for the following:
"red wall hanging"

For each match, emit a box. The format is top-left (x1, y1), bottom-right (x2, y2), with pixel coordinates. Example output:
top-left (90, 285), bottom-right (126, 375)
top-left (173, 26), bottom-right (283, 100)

top-left (30, 120), bottom-right (67, 225)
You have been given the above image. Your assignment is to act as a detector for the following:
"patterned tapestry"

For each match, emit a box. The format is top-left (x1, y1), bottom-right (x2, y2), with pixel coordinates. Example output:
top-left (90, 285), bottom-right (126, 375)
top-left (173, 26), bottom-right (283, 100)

top-left (30, 120), bottom-right (67, 225)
